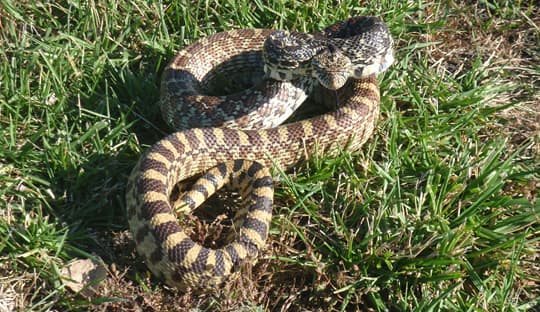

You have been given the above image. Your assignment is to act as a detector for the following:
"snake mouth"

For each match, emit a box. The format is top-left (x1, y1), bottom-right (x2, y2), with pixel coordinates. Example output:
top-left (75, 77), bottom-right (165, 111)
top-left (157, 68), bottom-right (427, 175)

top-left (316, 73), bottom-right (349, 90)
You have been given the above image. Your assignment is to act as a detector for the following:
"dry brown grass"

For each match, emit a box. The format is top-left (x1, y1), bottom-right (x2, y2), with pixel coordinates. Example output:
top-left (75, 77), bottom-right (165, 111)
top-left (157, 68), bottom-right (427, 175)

top-left (422, 2), bottom-right (539, 150)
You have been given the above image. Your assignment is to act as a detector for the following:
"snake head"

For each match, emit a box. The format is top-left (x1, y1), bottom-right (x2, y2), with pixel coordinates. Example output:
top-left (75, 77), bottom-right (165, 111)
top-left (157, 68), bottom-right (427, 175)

top-left (263, 30), bottom-right (322, 81)
top-left (311, 44), bottom-right (353, 90)
top-left (318, 16), bottom-right (395, 79)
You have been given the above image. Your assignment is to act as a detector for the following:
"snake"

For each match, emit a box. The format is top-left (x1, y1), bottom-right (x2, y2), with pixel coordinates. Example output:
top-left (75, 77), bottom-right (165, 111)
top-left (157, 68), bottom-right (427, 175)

top-left (126, 16), bottom-right (393, 291)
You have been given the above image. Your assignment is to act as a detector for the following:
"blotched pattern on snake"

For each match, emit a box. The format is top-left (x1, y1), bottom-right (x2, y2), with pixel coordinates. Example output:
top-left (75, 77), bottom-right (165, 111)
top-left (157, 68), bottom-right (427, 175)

top-left (126, 16), bottom-right (393, 290)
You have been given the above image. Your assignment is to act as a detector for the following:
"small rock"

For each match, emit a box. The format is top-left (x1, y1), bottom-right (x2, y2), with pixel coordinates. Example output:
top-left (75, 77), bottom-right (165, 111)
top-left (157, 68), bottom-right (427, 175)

top-left (60, 257), bottom-right (107, 297)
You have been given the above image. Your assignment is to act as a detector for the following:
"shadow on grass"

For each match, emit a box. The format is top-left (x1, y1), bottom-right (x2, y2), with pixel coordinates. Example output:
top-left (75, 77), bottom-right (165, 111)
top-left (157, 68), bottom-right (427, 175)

top-left (47, 46), bottom-right (171, 265)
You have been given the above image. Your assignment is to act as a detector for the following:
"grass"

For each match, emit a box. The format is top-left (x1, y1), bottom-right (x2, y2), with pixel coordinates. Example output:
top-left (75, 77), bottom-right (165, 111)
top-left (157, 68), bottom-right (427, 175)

top-left (0, 0), bottom-right (538, 311)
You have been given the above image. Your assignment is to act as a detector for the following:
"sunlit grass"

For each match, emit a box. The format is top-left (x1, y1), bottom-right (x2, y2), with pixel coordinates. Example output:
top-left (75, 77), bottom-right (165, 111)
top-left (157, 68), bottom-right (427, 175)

top-left (0, 0), bottom-right (538, 311)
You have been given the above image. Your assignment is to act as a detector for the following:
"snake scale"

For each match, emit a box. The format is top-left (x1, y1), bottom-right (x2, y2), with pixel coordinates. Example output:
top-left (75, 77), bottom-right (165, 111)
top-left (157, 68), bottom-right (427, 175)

top-left (126, 16), bottom-right (393, 291)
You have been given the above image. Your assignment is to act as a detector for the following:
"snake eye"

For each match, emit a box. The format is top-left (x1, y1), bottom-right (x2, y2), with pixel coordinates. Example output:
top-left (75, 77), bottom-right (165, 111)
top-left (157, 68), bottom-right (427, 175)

top-left (353, 67), bottom-right (365, 78)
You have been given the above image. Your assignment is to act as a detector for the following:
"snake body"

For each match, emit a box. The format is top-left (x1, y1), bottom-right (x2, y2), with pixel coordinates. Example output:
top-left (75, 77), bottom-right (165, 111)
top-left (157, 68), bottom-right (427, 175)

top-left (160, 29), bottom-right (313, 131)
top-left (127, 17), bottom-right (392, 290)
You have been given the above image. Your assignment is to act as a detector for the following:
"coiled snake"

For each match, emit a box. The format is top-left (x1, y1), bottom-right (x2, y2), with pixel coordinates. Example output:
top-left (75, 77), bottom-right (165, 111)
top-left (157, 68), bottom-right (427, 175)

top-left (126, 16), bottom-right (393, 291)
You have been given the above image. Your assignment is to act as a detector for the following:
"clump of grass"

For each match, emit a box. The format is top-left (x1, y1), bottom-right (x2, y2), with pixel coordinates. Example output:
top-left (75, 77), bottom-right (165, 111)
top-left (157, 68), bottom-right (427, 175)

top-left (1, 0), bottom-right (538, 311)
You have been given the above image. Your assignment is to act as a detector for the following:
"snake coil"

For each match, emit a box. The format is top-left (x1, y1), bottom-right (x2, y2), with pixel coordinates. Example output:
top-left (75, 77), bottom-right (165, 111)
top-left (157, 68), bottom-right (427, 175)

top-left (126, 16), bottom-right (392, 290)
